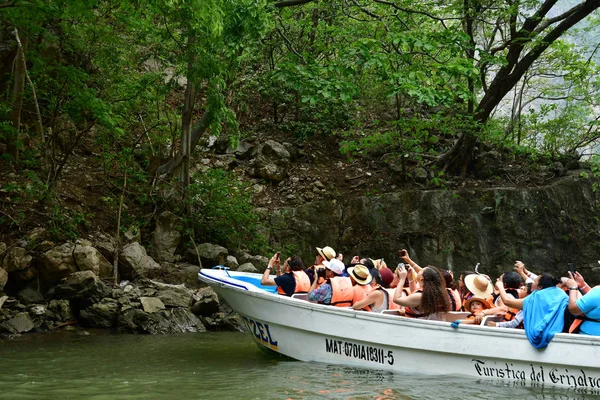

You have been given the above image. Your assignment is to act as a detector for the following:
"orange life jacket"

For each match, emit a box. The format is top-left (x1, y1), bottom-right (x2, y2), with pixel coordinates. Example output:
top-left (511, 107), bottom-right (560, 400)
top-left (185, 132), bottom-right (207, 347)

top-left (502, 307), bottom-right (520, 322)
top-left (447, 288), bottom-right (461, 312)
top-left (293, 271), bottom-right (310, 293)
top-left (329, 277), bottom-right (353, 307)
top-left (352, 284), bottom-right (373, 309)
top-left (404, 289), bottom-right (425, 318)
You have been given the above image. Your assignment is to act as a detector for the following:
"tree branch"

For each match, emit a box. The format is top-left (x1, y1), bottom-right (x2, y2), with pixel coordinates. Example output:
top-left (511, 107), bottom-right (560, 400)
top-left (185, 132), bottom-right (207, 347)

top-left (274, 0), bottom-right (315, 7)
top-left (275, 19), bottom-right (307, 64)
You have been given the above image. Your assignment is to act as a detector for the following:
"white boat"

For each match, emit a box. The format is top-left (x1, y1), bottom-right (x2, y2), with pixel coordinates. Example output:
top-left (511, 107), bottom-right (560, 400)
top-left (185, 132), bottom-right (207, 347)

top-left (198, 268), bottom-right (600, 390)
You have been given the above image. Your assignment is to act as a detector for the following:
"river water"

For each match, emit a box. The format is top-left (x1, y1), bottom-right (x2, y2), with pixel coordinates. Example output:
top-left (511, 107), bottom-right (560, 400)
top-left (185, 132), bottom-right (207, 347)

top-left (0, 330), bottom-right (594, 399)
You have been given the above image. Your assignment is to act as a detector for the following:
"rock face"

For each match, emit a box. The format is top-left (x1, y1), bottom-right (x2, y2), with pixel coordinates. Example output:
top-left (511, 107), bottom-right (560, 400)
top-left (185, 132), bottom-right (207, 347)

top-left (150, 211), bottom-right (182, 262)
top-left (118, 242), bottom-right (161, 280)
top-left (0, 312), bottom-right (35, 333)
top-left (79, 298), bottom-right (120, 328)
top-left (192, 243), bottom-right (228, 268)
top-left (266, 176), bottom-right (600, 282)
top-left (253, 140), bottom-right (291, 182)
top-left (38, 243), bottom-right (78, 287)
top-left (117, 308), bottom-right (205, 334)
top-left (53, 271), bottom-right (109, 303)
top-left (190, 287), bottom-right (219, 317)
top-left (73, 241), bottom-right (113, 278)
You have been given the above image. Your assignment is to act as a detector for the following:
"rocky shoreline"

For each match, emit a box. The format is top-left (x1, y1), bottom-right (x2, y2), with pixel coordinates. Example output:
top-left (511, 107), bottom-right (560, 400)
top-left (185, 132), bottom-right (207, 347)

top-left (0, 213), bottom-right (269, 337)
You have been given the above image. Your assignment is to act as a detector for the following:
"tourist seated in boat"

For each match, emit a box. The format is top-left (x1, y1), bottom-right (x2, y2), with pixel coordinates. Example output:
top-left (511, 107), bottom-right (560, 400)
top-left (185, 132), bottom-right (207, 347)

top-left (261, 253), bottom-right (309, 296)
top-left (488, 271), bottom-right (522, 323)
top-left (496, 273), bottom-right (567, 348)
top-left (307, 258), bottom-right (353, 306)
top-left (347, 264), bottom-right (373, 310)
top-left (462, 274), bottom-right (494, 312)
top-left (306, 245), bottom-right (337, 284)
top-left (352, 266), bottom-right (397, 312)
top-left (457, 270), bottom-right (476, 308)
top-left (487, 280), bottom-right (532, 328)
top-left (452, 296), bottom-right (493, 326)
top-left (392, 264), bottom-right (450, 320)
top-left (566, 272), bottom-right (600, 335)
top-left (442, 269), bottom-right (462, 312)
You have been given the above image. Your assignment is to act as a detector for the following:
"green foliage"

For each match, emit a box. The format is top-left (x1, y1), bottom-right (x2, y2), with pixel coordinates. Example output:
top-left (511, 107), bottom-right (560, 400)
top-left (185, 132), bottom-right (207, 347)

top-left (47, 202), bottom-right (93, 241)
top-left (183, 168), bottom-right (268, 253)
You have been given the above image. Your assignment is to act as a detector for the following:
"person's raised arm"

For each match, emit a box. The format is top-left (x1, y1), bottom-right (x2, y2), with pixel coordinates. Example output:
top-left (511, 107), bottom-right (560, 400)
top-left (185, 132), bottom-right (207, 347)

top-left (513, 261), bottom-right (530, 283)
top-left (399, 249), bottom-right (422, 273)
top-left (496, 280), bottom-right (524, 310)
top-left (393, 265), bottom-right (422, 307)
top-left (566, 277), bottom-right (584, 315)
top-left (571, 271), bottom-right (591, 294)
top-left (261, 253), bottom-right (279, 286)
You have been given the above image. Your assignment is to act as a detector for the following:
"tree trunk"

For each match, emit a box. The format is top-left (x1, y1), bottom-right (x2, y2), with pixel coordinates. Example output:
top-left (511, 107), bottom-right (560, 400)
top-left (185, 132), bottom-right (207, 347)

top-left (438, 0), bottom-right (600, 176)
top-left (7, 27), bottom-right (26, 165)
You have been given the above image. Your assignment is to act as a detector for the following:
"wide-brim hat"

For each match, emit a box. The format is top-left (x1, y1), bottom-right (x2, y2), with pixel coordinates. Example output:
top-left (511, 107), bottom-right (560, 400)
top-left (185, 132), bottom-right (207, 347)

top-left (464, 274), bottom-right (493, 298)
top-left (316, 246), bottom-right (336, 261)
top-left (464, 296), bottom-right (493, 311)
top-left (347, 264), bottom-right (373, 285)
top-left (323, 259), bottom-right (345, 275)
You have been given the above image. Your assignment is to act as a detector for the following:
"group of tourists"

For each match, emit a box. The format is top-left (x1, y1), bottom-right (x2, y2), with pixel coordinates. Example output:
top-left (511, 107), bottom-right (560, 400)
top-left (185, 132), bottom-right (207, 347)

top-left (260, 245), bottom-right (600, 345)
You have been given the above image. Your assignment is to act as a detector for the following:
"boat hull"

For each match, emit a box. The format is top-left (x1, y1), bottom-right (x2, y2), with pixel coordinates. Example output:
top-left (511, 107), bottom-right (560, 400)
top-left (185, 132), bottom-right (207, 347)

top-left (199, 269), bottom-right (600, 389)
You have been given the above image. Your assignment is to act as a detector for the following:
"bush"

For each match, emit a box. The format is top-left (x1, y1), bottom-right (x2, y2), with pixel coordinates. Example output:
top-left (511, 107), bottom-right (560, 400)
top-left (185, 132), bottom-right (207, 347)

top-left (184, 168), bottom-right (268, 253)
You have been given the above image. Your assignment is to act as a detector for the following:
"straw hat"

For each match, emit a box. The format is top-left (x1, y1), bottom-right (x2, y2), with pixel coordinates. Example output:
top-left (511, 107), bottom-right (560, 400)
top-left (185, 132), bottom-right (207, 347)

top-left (323, 259), bottom-right (345, 275)
top-left (464, 296), bottom-right (493, 312)
top-left (347, 264), bottom-right (373, 285)
top-left (316, 246), bottom-right (336, 261)
top-left (464, 274), bottom-right (493, 298)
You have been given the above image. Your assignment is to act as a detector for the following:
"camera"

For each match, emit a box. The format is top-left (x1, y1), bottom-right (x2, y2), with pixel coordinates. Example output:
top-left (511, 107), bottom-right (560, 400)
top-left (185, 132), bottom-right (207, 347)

top-left (316, 268), bottom-right (327, 278)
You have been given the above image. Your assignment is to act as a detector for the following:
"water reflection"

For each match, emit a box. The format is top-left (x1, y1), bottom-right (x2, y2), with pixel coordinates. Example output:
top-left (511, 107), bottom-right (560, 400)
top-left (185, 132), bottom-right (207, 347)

top-left (0, 330), bottom-right (595, 399)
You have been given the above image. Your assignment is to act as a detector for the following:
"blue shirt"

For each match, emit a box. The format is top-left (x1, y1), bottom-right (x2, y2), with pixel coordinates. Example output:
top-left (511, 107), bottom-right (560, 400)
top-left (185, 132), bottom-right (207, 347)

top-left (274, 272), bottom-right (296, 297)
top-left (577, 286), bottom-right (600, 336)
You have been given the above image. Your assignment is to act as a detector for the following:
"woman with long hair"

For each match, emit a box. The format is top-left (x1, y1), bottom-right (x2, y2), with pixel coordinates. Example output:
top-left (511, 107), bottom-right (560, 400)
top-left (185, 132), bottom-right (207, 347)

top-left (393, 265), bottom-right (450, 320)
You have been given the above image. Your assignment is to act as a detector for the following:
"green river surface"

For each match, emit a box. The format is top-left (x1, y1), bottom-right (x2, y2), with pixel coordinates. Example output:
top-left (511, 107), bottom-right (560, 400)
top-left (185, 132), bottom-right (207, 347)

top-left (0, 330), bottom-right (596, 400)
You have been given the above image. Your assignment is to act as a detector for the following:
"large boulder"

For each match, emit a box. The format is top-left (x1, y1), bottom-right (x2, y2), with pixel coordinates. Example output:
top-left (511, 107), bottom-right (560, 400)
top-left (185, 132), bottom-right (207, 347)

top-left (73, 240), bottom-right (113, 278)
top-left (185, 243), bottom-right (228, 268)
top-left (0, 312), bottom-right (34, 333)
top-left (2, 246), bottom-right (35, 283)
top-left (117, 308), bottom-right (205, 334)
top-left (224, 255), bottom-right (239, 271)
top-left (118, 242), bottom-right (161, 280)
top-left (38, 243), bottom-right (78, 287)
top-left (158, 262), bottom-right (201, 288)
top-left (150, 211), bottom-right (182, 262)
top-left (79, 298), bottom-right (120, 328)
top-left (0, 268), bottom-right (7, 290)
top-left (252, 140), bottom-right (291, 182)
top-left (17, 287), bottom-right (44, 304)
top-left (237, 253), bottom-right (268, 271)
top-left (237, 262), bottom-right (258, 273)
top-left (1, 246), bottom-right (32, 273)
top-left (190, 287), bottom-right (220, 317)
top-left (139, 297), bottom-right (165, 313)
top-left (52, 271), bottom-right (109, 303)
top-left (48, 299), bottom-right (74, 322)
top-left (148, 281), bottom-right (193, 308)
